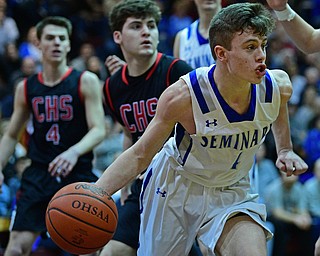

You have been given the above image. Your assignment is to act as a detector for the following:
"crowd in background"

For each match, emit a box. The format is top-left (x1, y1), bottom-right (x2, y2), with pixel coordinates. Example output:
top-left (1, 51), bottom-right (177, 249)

top-left (0, 0), bottom-right (320, 255)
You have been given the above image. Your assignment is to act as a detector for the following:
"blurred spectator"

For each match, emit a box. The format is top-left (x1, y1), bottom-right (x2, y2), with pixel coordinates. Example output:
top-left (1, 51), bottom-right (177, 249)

top-left (9, 0), bottom-right (73, 44)
top-left (286, 60), bottom-right (307, 106)
top-left (255, 143), bottom-right (280, 203)
top-left (303, 65), bottom-right (320, 96)
top-left (1, 65), bottom-right (34, 119)
top-left (0, 74), bottom-right (7, 102)
top-left (9, 56), bottom-right (36, 94)
top-left (0, 117), bottom-right (27, 218)
top-left (266, 25), bottom-right (295, 69)
top-left (265, 171), bottom-right (313, 256)
top-left (303, 112), bottom-right (320, 171)
top-left (288, 102), bottom-right (304, 156)
top-left (103, 0), bottom-right (122, 13)
top-left (69, 0), bottom-right (109, 60)
top-left (18, 26), bottom-right (41, 72)
top-left (303, 52), bottom-right (320, 76)
top-left (0, 183), bottom-right (10, 217)
top-left (69, 42), bottom-right (95, 72)
top-left (166, 0), bottom-right (193, 54)
top-left (103, 0), bottom-right (123, 58)
top-left (0, 117), bottom-right (26, 160)
top-left (310, 0), bottom-right (320, 27)
top-left (250, 143), bottom-right (279, 256)
top-left (0, 1), bottom-right (19, 55)
top-left (296, 0), bottom-right (320, 28)
top-left (86, 55), bottom-right (108, 82)
top-left (0, 42), bottom-right (21, 84)
top-left (304, 158), bottom-right (320, 250)
top-left (5, 156), bottom-right (31, 210)
top-left (0, 79), bottom-right (18, 119)
top-left (155, 0), bottom-right (173, 55)
top-left (290, 85), bottom-right (319, 149)
top-left (0, 180), bottom-right (11, 250)
top-left (0, 42), bottom-right (22, 102)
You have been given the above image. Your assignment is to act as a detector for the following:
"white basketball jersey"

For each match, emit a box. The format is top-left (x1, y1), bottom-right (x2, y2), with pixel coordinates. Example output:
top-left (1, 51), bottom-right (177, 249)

top-left (166, 65), bottom-right (281, 187)
top-left (178, 20), bottom-right (215, 69)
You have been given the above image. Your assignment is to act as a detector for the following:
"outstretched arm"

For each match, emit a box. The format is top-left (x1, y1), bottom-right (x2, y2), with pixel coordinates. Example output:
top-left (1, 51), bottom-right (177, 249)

top-left (270, 69), bottom-right (308, 176)
top-left (266, 0), bottom-right (320, 54)
top-left (96, 79), bottom-right (192, 195)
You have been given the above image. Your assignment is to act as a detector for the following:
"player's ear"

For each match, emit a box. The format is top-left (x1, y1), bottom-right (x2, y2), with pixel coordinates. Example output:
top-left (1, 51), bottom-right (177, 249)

top-left (214, 45), bottom-right (227, 62)
top-left (113, 31), bottom-right (121, 44)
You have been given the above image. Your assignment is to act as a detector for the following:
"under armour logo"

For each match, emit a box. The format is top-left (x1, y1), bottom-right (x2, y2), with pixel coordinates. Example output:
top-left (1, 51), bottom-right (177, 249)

top-left (206, 119), bottom-right (217, 127)
top-left (156, 188), bottom-right (166, 197)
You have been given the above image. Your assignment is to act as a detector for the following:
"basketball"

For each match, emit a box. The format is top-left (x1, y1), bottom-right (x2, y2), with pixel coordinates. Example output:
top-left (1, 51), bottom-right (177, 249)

top-left (45, 182), bottom-right (118, 255)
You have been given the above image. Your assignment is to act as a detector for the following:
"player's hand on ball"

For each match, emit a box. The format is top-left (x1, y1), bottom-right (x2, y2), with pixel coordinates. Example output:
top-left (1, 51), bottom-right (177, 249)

top-left (46, 182), bottom-right (118, 255)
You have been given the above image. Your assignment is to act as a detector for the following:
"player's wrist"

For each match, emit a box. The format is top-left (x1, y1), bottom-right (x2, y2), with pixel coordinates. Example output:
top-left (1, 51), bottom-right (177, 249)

top-left (273, 4), bottom-right (296, 22)
top-left (69, 147), bottom-right (80, 157)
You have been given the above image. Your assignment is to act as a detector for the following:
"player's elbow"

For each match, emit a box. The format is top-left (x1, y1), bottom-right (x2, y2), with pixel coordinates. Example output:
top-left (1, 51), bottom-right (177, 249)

top-left (92, 125), bottom-right (107, 146)
top-left (98, 126), bottom-right (107, 142)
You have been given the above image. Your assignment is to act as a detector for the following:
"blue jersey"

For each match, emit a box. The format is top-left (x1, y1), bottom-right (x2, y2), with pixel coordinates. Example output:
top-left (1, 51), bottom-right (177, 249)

top-left (178, 20), bottom-right (215, 69)
top-left (169, 65), bottom-right (281, 186)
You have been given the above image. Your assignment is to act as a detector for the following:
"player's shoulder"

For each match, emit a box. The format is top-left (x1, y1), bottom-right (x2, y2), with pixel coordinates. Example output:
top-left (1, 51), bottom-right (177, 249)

top-left (15, 78), bottom-right (27, 92)
top-left (24, 72), bottom-right (38, 84)
top-left (268, 69), bottom-right (292, 99)
top-left (80, 70), bottom-right (101, 85)
top-left (79, 70), bottom-right (102, 97)
top-left (160, 53), bottom-right (192, 70)
top-left (268, 69), bottom-right (291, 88)
top-left (103, 66), bottom-right (126, 97)
top-left (81, 69), bottom-right (99, 80)
top-left (157, 79), bottom-right (191, 122)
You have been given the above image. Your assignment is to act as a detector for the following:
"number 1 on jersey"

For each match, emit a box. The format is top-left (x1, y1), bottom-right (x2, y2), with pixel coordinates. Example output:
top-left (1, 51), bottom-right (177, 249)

top-left (232, 152), bottom-right (242, 169)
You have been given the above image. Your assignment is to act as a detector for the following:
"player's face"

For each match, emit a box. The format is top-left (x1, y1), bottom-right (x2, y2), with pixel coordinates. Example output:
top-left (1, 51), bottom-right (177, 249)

top-left (224, 30), bottom-right (268, 84)
top-left (116, 17), bottom-right (159, 57)
top-left (194, 0), bottom-right (221, 11)
top-left (38, 24), bottom-right (71, 63)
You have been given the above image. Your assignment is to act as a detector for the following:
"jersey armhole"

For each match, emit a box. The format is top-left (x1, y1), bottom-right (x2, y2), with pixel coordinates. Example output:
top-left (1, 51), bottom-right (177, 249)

top-left (103, 78), bottom-right (115, 112)
top-left (78, 71), bottom-right (85, 104)
top-left (166, 59), bottom-right (180, 87)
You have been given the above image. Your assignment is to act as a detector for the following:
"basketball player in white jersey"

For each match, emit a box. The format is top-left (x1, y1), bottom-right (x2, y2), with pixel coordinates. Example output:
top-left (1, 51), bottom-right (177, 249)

top-left (96, 3), bottom-right (308, 255)
top-left (173, 0), bottom-right (221, 68)
top-left (266, 1), bottom-right (320, 255)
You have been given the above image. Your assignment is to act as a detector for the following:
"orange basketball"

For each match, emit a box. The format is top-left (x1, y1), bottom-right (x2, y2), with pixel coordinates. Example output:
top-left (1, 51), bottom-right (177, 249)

top-left (45, 182), bottom-right (118, 255)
